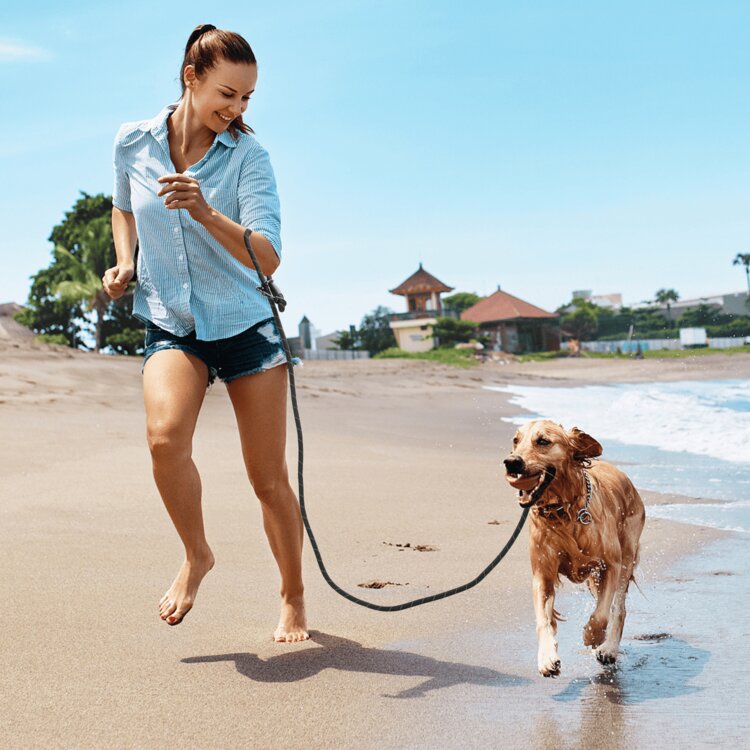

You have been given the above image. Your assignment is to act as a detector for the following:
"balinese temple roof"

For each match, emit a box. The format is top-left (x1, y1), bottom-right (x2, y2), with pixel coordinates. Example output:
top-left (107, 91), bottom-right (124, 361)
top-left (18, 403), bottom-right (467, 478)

top-left (461, 289), bottom-right (558, 323)
top-left (389, 263), bottom-right (454, 296)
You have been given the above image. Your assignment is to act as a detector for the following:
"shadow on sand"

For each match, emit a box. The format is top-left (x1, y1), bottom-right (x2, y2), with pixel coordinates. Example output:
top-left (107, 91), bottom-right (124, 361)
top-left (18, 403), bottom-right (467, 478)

top-left (553, 635), bottom-right (710, 705)
top-left (182, 631), bottom-right (531, 699)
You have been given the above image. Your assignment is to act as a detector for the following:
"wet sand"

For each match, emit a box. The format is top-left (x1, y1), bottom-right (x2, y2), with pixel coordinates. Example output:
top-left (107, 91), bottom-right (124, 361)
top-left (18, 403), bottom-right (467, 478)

top-left (1, 340), bottom-right (748, 748)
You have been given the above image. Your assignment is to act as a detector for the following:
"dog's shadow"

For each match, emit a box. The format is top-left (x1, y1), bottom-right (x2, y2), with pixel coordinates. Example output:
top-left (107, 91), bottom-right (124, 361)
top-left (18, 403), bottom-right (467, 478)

top-left (182, 630), bottom-right (530, 699)
top-left (553, 635), bottom-right (710, 705)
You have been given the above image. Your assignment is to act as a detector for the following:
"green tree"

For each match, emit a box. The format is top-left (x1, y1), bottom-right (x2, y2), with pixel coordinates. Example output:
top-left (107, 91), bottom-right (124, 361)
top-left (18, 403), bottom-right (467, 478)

top-left (333, 329), bottom-right (358, 351)
top-left (733, 253), bottom-right (750, 296)
top-left (432, 317), bottom-right (479, 347)
top-left (17, 191), bottom-right (144, 353)
top-left (358, 306), bottom-right (397, 355)
top-left (678, 303), bottom-right (724, 327)
top-left (14, 266), bottom-right (84, 347)
top-left (654, 288), bottom-right (680, 323)
top-left (52, 215), bottom-right (115, 353)
top-left (560, 297), bottom-right (599, 340)
top-left (443, 292), bottom-right (481, 315)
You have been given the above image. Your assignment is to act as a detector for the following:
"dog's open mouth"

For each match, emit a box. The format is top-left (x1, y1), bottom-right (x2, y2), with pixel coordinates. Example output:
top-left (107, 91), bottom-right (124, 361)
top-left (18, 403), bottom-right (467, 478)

top-left (507, 467), bottom-right (557, 507)
top-left (505, 471), bottom-right (542, 491)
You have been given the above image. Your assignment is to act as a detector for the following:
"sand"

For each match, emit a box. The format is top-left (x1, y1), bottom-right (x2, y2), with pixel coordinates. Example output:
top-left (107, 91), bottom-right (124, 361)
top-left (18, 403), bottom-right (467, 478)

top-left (2, 337), bottom-right (748, 748)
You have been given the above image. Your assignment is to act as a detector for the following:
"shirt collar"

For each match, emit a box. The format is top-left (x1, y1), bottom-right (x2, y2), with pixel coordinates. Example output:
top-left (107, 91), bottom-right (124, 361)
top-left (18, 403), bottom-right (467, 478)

top-left (142, 102), bottom-right (239, 149)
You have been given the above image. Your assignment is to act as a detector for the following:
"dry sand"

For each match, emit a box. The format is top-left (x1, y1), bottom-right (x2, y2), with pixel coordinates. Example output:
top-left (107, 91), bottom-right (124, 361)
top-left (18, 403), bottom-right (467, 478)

top-left (2, 337), bottom-right (748, 748)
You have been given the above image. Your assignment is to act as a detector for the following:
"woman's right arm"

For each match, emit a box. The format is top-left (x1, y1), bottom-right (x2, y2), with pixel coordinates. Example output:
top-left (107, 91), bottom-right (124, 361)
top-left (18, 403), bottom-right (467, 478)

top-left (103, 206), bottom-right (137, 299)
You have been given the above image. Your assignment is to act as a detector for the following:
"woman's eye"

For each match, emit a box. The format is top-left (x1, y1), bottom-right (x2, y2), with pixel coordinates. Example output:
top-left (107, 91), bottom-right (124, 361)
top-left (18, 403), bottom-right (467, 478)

top-left (221, 93), bottom-right (232, 98)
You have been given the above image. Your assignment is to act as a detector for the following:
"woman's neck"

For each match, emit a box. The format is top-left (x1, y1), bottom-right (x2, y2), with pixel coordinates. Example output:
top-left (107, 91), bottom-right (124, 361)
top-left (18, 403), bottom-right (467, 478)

top-left (168, 98), bottom-right (216, 154)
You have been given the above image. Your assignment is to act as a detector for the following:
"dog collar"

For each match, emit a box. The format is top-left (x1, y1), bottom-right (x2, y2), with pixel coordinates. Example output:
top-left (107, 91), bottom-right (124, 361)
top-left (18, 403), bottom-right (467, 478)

top-left (523, 470), bottom-right (593, 525)
top-left (576, 471), bottom-right (593, 525)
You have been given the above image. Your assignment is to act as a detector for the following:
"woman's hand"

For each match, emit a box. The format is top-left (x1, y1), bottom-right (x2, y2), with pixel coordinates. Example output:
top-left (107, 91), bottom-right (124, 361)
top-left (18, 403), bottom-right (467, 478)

top-left (102, 264), bottom-right (135, 300)
top-left (157, 173), bottom-right (211, 223)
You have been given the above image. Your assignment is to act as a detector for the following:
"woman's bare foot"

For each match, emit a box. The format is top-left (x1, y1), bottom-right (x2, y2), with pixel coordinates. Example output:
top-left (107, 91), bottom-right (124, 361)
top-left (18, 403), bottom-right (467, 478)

top-left (159, 548), bottom-right (215, 626)
top-left (273, 595), bottom-right (309, 643)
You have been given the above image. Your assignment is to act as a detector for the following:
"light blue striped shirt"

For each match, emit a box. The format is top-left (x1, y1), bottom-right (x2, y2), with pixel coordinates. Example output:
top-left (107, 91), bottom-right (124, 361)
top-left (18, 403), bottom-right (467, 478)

top-left (112, 102), bottom-right (282, 340)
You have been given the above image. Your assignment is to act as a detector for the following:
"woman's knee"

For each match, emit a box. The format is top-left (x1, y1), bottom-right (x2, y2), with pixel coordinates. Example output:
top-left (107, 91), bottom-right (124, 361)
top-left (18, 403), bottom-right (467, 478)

top-left (250, 472), bottom-right (292, 505)
top-left (146, 419), bottom-right (192, 462)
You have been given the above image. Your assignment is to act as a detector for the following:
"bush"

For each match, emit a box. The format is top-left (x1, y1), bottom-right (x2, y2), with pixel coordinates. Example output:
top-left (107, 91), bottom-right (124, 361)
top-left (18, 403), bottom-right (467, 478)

top-left (374, 347), bottom-right (478, 368)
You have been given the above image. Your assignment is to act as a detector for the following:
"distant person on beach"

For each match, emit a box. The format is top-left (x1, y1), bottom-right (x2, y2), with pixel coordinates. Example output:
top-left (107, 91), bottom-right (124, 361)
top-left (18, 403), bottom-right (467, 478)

top-left (102, 24), bottom-right (308, 642)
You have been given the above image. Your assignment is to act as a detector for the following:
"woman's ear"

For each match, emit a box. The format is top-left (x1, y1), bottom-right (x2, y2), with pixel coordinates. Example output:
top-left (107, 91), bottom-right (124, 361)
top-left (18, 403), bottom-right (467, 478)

top-left (183, 64), bottom-right (196, 88)
top-left (567, 427), bottom-right (602, 460)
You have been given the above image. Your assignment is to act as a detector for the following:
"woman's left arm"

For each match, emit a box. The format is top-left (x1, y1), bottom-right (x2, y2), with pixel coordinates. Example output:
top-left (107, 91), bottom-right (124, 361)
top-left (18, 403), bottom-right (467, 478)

top-left (157, 172), bottom-right (280, 276)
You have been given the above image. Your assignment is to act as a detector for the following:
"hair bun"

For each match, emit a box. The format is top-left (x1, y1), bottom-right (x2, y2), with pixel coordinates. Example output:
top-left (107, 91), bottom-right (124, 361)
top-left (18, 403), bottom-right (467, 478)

top-left (185, 23), bottom-right (216, 53)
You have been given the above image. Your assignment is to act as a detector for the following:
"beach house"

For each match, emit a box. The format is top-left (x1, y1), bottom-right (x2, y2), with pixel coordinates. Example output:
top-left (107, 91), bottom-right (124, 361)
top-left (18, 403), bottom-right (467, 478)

top-left (388, 264), bottom-right (454, 352)
top-left (461, 287), bottom-right (560, 354)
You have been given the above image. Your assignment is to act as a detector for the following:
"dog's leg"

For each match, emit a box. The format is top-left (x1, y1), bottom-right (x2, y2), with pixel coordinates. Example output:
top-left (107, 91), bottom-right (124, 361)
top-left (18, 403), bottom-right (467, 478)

top-left (533, 575), bottom-right (560, 677)
top-left (597, 586), bottom-right (627, 664)
top-left (583, 563), bottom-right (619, 651)
top-left (597, 528), bottom-right (642, 663)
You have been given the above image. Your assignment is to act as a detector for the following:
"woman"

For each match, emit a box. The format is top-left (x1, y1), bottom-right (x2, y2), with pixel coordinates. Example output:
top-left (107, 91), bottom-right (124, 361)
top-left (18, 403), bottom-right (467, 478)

top-left (103, 24), bottom-right (308, 642)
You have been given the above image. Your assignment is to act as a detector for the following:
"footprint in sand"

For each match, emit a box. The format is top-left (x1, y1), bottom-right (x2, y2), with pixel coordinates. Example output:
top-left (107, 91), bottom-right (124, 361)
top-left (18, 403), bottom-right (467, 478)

top-left (382, 542), bottom-right (438, 552)
top-left (358, 580), bottom-right (409, 589)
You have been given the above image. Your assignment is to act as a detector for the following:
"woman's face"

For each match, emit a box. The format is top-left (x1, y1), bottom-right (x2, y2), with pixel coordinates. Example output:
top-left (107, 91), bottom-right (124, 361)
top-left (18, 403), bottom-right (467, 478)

top-left (184, 59), bottom-right (258, 133)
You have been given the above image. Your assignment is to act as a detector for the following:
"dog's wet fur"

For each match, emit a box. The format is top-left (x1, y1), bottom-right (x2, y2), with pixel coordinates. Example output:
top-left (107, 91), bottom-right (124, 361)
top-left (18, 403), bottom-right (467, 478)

top-left (503, 420), bottom-right (645, 677)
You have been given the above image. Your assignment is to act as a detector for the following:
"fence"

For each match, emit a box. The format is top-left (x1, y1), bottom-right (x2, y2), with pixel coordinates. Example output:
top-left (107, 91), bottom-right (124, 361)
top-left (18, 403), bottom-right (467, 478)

top-left (301, 348), bottom-right (370, 360)
top-left (563, 337), bottom-right (750, 354)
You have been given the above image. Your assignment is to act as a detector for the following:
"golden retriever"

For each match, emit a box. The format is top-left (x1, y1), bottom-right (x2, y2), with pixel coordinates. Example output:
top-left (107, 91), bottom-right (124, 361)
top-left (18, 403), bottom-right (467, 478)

top-left (503, 420), bottom-right (645, 677)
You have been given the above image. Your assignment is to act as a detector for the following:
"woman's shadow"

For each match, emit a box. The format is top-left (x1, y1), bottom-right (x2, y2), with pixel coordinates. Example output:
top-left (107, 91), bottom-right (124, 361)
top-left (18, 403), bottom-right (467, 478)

top-left (182, 630), bottom-right (530, 699)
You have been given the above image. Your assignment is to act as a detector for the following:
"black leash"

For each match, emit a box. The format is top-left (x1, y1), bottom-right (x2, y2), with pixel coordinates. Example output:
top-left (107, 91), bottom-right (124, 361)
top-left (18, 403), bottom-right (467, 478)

top-left (243, 229), bottom-right (529, 611)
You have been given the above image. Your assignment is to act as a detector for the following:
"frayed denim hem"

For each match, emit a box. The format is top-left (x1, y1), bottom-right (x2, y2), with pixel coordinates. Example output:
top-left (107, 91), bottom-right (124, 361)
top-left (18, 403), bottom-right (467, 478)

top-left (141, 342), bottom-right (218, 388)
top-left (222, 354), bottom-right (301, 384)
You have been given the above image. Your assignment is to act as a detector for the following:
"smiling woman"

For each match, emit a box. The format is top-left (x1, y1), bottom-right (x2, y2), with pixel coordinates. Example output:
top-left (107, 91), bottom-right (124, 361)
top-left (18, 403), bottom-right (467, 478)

top-left (102, 23), bottom-right (308, 644)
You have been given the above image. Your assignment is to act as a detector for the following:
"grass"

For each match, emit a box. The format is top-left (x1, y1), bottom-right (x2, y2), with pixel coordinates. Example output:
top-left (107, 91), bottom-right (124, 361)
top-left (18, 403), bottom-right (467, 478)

top-left (374, 347), bottom-right (479, 368)
top-left (518, 346), bottom-right (750, 362)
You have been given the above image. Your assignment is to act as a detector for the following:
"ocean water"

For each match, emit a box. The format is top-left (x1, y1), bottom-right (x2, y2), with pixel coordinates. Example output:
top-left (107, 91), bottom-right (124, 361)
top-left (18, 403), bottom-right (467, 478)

top-left (485, 379), bottom-right (750, 533)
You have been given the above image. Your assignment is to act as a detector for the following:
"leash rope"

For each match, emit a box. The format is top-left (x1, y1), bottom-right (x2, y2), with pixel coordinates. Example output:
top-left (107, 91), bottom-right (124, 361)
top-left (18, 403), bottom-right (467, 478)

top-left (243, 229), bottom-right (528, 611)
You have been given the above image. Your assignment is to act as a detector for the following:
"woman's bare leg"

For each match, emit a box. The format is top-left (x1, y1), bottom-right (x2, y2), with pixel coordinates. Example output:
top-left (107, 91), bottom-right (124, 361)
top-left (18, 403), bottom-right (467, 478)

top-left (143, 349), bottom-right (215, 625)
top-left (225, 364), bottom-right (308, 643)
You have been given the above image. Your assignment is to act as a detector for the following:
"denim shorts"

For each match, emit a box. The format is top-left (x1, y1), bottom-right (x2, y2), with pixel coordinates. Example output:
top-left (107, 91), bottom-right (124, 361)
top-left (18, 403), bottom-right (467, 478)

top-left (141, 317), bottom-right (300, 387)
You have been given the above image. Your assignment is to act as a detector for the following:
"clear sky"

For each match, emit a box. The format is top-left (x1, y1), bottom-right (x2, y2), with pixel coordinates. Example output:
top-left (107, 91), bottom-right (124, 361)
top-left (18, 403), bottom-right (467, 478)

top-left (2, 1), bottom-right (748, 335)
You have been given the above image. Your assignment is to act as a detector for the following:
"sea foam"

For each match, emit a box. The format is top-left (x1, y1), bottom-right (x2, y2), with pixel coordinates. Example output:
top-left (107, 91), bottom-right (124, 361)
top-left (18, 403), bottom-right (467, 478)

top-left (486, 379), bottom-right (750, 466)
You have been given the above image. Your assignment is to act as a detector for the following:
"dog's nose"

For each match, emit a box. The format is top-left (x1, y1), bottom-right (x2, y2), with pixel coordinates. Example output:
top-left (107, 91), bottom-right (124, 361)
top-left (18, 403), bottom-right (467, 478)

top-left (504, 456), bottom-right (525, 473)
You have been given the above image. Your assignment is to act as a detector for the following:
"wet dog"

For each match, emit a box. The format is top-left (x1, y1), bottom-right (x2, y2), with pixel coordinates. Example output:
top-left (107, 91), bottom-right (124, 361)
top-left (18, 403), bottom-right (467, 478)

top-left (503, 420), bottom-right (645, 677)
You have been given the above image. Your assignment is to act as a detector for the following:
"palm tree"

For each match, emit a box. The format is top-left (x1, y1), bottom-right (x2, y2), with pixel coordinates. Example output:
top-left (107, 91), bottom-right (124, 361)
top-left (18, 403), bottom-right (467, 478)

top-left (654, 288), bottom-right (679, 323)
top-left (733, 254), bottom-right (750, 295)
top-left (52, 216), bottom-right (114, 352)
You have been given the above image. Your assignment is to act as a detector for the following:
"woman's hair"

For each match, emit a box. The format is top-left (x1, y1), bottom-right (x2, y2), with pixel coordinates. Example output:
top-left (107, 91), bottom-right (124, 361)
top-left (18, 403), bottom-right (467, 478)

top-left (179, 23), bottom-right (257, 138)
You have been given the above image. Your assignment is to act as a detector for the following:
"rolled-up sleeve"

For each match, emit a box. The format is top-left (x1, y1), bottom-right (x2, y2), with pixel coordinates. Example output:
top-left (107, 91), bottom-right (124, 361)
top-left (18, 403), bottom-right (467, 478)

top-left (112, 126), bottom-right (132, 212)
top-left (238, 142), bottom-right (281, 258)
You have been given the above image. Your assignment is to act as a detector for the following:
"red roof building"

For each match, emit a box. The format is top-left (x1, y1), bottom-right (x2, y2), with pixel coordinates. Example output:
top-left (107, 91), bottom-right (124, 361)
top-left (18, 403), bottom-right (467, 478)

top-left (461, 288), bottom-right (560, 353)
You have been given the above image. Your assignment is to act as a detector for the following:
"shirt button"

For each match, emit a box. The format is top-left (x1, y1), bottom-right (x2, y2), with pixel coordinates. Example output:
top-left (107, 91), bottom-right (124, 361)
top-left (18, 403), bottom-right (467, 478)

top-left (182, 283), bottom-right (188, 289)
top-left (173, 226), bottom-right (181, 235)
top-left (178, 254), bottom-right (184, 261)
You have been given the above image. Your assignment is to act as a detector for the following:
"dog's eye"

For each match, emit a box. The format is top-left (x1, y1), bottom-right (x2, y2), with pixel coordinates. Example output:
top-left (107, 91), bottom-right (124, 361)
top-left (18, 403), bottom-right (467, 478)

top-left (513, 436), bottom-right (519, 445)
top-left (536, 437), bottom-right (551, 446)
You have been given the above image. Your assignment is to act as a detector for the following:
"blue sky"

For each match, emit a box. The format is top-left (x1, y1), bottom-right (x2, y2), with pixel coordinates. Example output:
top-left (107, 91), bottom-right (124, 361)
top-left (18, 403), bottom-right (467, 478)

top-left (2, 1), bottom-right (749, 335)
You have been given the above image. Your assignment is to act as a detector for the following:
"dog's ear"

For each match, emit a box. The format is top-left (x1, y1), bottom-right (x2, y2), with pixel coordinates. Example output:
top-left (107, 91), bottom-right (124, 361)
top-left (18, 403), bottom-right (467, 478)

top-left (568, 427), bottom-right (602, 460)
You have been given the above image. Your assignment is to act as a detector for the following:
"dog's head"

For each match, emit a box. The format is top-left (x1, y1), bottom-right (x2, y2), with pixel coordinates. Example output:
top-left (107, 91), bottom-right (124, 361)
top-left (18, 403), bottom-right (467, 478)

top-left (503, 420), bottom-right (602, 507)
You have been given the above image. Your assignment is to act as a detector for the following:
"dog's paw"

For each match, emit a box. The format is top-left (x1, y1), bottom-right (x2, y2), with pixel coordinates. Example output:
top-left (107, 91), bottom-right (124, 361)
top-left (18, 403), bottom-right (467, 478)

top-left (595, 647), bottom-right (618, 665)
top-left (583, 619), bottom-right (607, 648)
top-left (539, 658), bottom-right (561, 678)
